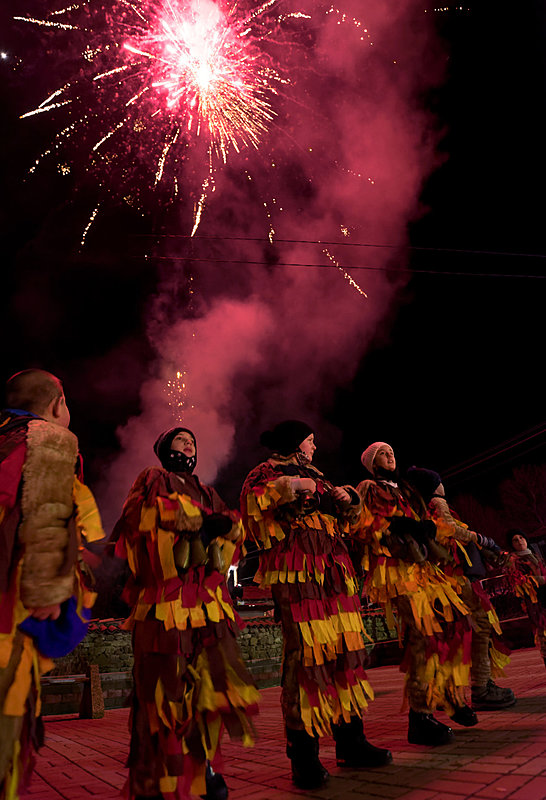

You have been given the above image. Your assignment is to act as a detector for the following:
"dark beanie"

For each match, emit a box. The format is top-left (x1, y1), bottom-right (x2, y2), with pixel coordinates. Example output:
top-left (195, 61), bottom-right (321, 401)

top-left (507, 528), bottom-right (526, 546)
top-left (153, 427), bottom-right (196, 467)
top-left (260, 420), bottom-right (313, 456)
top-left (406, 466), bottom-right (442, 505)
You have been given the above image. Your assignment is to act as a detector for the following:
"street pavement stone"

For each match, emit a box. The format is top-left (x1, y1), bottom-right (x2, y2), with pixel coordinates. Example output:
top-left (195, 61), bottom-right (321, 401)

top-left (19, 647), bottom-right (546, 800)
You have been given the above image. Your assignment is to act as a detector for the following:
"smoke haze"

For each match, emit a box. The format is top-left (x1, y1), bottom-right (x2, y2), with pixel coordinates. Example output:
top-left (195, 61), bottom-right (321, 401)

top-left (98, 0), bottom-right (444, 527)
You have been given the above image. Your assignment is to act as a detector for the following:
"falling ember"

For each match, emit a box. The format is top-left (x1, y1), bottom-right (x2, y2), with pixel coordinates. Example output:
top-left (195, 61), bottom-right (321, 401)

top-left (325, 5), bottom-right (373, 44)
top-left (165, 368), bottom-right (195, 412)
top-left (323, 248), bottom-right (368, 298)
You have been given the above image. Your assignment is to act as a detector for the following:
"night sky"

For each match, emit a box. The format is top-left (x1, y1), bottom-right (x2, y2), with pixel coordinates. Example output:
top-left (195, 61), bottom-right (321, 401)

top-left (1, 0), bottom-right (545, 527)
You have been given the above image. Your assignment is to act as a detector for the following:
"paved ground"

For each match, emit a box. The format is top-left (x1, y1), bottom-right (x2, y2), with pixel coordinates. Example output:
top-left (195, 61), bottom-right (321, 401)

top-left (21, 647), bottom-right (546, 800)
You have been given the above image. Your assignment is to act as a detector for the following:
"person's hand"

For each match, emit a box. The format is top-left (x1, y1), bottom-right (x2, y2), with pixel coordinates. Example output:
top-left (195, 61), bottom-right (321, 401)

top-left (292, 478), bottom-right (316, 494)
top-left (30, 604), bottom-right (62, 620)
top-left (331, 486), bottom-right (351, 504)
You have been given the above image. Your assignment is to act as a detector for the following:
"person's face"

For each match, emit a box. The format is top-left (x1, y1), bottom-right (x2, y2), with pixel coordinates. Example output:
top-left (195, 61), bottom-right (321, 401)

top-left (171, 431), bottom-right (196, 457)
top-left (299, 433), bottom-right (316, 462)
top-left (511, 534), bottom-right (528, 552)
top-left (374, 445), bottom-right (396, 472)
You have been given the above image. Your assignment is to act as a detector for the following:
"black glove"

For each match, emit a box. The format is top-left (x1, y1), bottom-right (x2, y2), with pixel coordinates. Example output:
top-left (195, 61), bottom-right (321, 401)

top-left (388, 517), bottom-right (436, 543)
top-left (419, 519), bottom-right (438, 541)
top-left (387, 516), bottom-right (422, 538)
top-left (200, 513), bottom-right (233, 547)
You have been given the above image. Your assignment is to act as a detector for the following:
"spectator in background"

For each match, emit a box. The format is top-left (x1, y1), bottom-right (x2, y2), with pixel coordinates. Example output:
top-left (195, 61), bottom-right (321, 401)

top-left (507, 529), bottom-right (546, 668)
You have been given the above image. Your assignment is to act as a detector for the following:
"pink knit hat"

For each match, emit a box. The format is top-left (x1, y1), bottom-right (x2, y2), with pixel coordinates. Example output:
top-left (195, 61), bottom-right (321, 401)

top-left (361, 442), bottom-right (392, 474)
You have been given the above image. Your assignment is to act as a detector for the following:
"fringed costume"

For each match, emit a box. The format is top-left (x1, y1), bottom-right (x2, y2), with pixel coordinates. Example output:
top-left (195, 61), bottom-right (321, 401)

top-left (356, 476), bottom-right (472, 718)
top-left (405, 465), bottom-right (514, 713)
top-left (429, 497), bottom-right (511, 685)
top-left (114, 462), bottom-right (259, 800)
top-left (241, 422), bottom-right (391, 790)
top-left (241, 454), bottom-right (373, 736)
top-left (0, 410), bottom-right (100, 800)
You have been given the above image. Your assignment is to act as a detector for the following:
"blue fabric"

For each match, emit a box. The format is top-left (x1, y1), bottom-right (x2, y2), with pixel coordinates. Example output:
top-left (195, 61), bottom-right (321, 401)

top-left (3, 408), bottom-right (40, 418)
top-left (19, 596), bottom-right (91, 658)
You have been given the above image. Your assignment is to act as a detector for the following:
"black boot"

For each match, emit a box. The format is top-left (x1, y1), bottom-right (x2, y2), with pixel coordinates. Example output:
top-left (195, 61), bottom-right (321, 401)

top-left (200, 763), bottom-right (228, 800)
top-left (471, 679), bottom-right (516, 710)
top-left (408, 710), bottom-right (454, 746)
top-left (332, 716), bottom-right (392, 768)
top-left (135, 796), bottom-right (163, 800)
top-left (286, 728), bottom-right (329, 790)
top-left (449, 704), bottom-right (479, 727)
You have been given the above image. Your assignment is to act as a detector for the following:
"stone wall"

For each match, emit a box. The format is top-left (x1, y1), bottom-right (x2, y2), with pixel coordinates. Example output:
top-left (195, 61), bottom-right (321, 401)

top-left (50, 612), bottom-right (395, 676)
top-left (42, 612), bottom-right (397, 715)
top-left (51, 620), bottom-right (133, 676)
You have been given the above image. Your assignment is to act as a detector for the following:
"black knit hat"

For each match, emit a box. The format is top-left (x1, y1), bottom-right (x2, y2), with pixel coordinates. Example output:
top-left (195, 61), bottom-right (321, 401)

top-left (260, 420), bottom-right (313, 456)
top-left (507, 528), bottom-right (527, 547)
top-left (406, 467), bottom-right (442, 505)
top-left (153, 427), bottom-right (196, 471)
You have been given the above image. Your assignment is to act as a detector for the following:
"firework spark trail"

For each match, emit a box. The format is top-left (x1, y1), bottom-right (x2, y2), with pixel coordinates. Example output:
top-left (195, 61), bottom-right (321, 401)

top-left (80, 204), bottom-right (101, 248)
top-left (322, 247), bottom-right (368, 298)
top-left (191, 176), bottom-right (212, 235)
top-left (14, 15), bottom-right (79, 31)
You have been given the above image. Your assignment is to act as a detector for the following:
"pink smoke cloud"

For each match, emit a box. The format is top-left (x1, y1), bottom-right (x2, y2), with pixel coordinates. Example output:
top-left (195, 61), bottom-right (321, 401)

top-left (98, 0), bottom-right (444, 527)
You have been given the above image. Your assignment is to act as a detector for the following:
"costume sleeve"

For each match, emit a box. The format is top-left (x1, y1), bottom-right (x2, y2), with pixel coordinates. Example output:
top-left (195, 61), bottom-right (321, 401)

top-left (429, 497), bottom-right (477, 545)
top-left (240, 462), bottom-right (302, 549)
top-left (336, 484), bottom-right (363, 529)
top-left (18, 421), bottom-right (79, 609)
top-left (244, 464), bottom-right (298, 509)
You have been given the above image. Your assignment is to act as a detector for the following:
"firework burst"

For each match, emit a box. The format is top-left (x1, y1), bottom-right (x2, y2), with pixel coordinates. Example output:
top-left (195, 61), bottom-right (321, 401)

top-left (17, 0), bottom-right (303, 228)
top-left (121, 0), bottom-right (279, 158)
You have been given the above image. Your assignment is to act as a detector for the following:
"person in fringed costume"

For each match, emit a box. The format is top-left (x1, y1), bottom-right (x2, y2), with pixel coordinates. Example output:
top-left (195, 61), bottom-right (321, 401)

top-left (507, 530), bottom-right (546, 668)
top-left (406, 468), bottom-right (515, 712)
top-left (0, 370), bottom-right (102, 800)
top-left (356, 443), bottom-right (474, 746)
top-left (240, 421), bottom-right (391, 791)
top-left (113, 427), bottom-right (259, 800)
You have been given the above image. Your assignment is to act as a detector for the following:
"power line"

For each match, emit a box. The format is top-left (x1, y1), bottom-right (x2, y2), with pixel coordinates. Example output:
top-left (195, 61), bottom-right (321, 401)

top-left (443, 422), bottom-right (546, 479)
top-left (140, 254), bottom-right (546, 280)
top-left (135, 233), bottom-right (546, 262)
top-left (447, 437), bottom-right (546, 488)
top-left (442, 423), bottom-right (546, 485)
